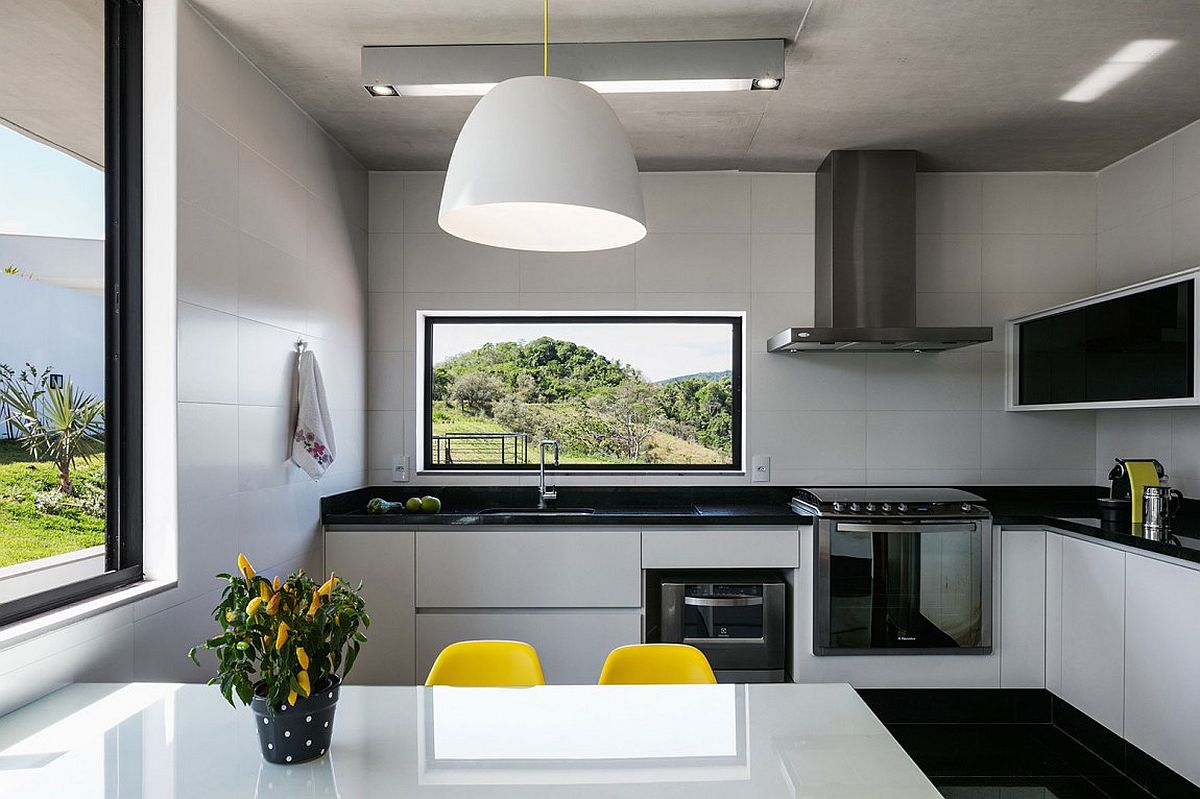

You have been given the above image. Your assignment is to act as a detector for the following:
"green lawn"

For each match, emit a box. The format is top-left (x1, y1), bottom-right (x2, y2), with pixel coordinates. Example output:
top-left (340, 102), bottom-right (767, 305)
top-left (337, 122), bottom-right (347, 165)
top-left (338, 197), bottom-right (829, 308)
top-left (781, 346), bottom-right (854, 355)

top-left (0, 440), bottom-right (106, 568)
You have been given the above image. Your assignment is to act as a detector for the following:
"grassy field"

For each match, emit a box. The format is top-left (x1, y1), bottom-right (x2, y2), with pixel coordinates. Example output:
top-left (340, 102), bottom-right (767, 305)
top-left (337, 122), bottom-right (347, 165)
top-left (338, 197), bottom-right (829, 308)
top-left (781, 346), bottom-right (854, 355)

top-left (0, 440), bottom-right (106, 568)
top-left (431, 404), bottom-right (726, 465)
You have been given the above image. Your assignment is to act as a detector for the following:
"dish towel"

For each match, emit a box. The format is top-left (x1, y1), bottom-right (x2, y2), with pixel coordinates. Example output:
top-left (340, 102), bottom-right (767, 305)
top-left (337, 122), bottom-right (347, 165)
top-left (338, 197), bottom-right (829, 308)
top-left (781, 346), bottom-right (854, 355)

top-left (292, 350), bottom-right (336, 481)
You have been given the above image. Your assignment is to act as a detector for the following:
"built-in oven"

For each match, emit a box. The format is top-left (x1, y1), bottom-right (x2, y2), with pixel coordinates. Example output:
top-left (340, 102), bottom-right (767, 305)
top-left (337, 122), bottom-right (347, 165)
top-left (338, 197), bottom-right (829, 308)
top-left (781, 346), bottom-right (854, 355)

top-left (655, 571), bottom-right (787, 682)
top-left (793, 488), bottom-right (993, 656)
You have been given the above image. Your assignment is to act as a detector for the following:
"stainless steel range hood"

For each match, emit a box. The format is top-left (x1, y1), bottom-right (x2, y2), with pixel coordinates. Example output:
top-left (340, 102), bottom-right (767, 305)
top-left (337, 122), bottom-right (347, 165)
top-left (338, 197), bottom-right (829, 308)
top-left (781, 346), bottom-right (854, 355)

top-left (768, 150), bottom-right (992, 353)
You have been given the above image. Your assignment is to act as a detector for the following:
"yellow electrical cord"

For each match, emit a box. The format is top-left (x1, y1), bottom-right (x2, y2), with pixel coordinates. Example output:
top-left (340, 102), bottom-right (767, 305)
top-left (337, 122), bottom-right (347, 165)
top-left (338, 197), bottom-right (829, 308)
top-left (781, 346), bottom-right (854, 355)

top-left (543, 0), bottom-right (549, 76)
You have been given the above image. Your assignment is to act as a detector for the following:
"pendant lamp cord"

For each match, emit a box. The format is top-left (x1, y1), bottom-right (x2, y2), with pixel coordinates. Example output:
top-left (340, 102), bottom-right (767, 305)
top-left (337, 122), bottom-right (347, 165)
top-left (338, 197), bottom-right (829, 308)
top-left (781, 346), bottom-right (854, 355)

top-left (543, 0), bottom-right (549, 76)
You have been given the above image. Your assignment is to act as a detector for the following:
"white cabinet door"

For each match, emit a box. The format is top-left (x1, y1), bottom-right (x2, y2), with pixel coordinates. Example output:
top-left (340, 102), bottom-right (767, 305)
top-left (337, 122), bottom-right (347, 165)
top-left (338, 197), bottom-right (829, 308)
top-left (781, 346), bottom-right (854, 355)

top-left (999, 528), bottom-right (1045, 688)
top-left (1044, 532), bottom-right (1063, 695)
top-left (641, 527), bottom-right (800, 568)
top-left (1059, 535), bottom-right (1125, 735)
top-left (325, 530), bottom-right (416, 685)
top-left (416, 529), bottom-right (641, 608)
top-left (415, 611), bottom-right (642, 685)
top-left (1124, 556), bottom-right (1200, 786)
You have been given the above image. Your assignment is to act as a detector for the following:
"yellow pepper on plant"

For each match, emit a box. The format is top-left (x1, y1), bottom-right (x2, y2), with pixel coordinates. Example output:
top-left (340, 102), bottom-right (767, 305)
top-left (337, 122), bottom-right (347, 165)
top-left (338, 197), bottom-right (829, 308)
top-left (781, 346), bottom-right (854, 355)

top-left (237, 553), bottom-right (255, 581)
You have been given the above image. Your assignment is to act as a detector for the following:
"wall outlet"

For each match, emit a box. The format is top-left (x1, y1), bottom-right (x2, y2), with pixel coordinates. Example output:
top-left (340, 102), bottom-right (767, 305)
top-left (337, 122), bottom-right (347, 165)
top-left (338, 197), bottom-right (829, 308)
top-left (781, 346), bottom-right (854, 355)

top-left (752, 454), bottom-right (770, 483)
top-left (392, 454), bottom-right (410, 482)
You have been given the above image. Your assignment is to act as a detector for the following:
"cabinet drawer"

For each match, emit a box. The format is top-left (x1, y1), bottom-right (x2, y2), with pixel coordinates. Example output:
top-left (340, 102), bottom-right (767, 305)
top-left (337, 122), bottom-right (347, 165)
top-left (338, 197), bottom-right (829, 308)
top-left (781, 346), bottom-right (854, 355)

top-left (416, 611), bottom-right (641, 685)
top-left (642, 527), bottom-right (800, 568)
top-left (326, 530), bottom-right (415, 685)
top-left (416, 529), bottom-right (641, 608)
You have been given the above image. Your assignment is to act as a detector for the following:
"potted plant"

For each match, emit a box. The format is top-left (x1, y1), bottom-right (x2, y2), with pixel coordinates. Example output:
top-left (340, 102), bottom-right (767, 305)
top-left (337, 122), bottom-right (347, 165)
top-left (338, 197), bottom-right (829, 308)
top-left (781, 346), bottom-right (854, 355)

top-left (189, 553), bottom-right (369, 764)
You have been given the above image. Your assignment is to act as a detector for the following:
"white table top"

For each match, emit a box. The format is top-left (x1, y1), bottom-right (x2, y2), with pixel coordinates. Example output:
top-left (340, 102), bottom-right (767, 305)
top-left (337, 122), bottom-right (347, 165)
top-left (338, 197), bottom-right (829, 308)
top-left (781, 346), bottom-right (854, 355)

top-left (0, 682), bottom-right (938, 797)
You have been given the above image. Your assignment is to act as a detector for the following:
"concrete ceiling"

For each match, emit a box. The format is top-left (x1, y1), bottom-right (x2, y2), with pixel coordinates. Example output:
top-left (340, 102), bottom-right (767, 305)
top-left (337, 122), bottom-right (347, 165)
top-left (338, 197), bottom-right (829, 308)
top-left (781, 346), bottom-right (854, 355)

top-left (191, 2), bottom-right (1200, 171)
top-left (0, 0), bottom-right (104, 167)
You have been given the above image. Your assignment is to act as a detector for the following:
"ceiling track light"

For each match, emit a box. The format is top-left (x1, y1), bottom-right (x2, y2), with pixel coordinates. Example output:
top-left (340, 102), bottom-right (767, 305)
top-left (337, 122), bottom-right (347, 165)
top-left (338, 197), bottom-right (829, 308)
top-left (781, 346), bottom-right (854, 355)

top-left (362, 39), bottom-right (785, 98)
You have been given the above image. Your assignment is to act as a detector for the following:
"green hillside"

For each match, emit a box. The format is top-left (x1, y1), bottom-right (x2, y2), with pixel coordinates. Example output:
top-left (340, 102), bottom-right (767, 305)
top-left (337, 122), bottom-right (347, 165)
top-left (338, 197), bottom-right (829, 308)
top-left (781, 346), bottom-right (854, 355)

top-left (431, 337), bottom-right (733, 465)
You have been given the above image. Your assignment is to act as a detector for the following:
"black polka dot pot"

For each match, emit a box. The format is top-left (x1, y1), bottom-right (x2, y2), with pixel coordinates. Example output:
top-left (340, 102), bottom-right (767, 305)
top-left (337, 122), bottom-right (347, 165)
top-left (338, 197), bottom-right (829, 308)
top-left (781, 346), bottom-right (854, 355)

top-left (251, 675), bottom-right (341, 765)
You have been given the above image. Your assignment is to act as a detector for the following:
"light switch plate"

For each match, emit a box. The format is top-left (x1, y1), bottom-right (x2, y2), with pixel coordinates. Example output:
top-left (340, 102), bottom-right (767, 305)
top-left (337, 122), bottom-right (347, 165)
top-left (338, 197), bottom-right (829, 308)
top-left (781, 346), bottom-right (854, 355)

top-left (752, 454), bottom-right (770, 483)
top-left (392, 454), bottom-right (410, 482)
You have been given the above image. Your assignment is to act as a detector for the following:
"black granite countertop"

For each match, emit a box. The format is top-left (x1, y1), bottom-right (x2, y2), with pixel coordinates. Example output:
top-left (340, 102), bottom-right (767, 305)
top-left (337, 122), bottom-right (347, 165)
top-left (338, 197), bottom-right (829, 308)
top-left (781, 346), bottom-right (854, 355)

top-left (320, 485), bottom-right (802, 526)
top-left (321, 484), bottom-right (1200, 565)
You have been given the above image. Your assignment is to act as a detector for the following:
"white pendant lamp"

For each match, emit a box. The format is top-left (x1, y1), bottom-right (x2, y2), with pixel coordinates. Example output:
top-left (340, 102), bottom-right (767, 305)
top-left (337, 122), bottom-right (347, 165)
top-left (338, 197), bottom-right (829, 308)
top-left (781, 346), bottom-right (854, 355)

top-left (438, 3), bottom-right (645, 252)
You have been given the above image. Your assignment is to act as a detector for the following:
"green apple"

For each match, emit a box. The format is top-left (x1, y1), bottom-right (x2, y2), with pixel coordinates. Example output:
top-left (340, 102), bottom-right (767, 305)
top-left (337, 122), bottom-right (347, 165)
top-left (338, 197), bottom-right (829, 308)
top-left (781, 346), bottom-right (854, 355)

top-left (405, 497), bottom-right (422, 513)
top-left (420, 495), bottom-right (442, 514)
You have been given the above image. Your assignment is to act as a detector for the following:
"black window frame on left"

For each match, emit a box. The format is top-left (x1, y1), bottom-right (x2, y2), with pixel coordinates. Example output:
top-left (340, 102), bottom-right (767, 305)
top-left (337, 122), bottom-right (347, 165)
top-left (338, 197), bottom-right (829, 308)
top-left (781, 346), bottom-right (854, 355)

top-left (0, 0), bottom-right (143, 627)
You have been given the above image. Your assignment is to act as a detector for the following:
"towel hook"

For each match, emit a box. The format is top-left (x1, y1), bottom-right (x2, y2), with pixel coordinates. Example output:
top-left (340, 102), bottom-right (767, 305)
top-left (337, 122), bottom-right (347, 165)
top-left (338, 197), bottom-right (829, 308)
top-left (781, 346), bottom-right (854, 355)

top-left (296, 339), bottom-right (308, 354)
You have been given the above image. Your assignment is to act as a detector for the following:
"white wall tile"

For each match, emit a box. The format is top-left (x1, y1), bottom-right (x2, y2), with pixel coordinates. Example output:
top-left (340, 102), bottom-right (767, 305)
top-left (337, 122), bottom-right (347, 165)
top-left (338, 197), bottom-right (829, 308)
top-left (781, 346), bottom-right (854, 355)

top-left (750, 293), bottom-right (814, 350)
top-left (916, 234), bottom-right (982, 293)
top-left (1095, 409), bottom-right (1174, 485)
top-left (519, 247), bottom-right (636, 293)
top-left (403, 233), bottom-right (519, 293)
top-left (519, 293), bottom-right (636, 310)
top-left (750, 173), bottom-right (815, 234)
top-left (130, 589), bottom-right (226, 682)
top-left (367, 410), bottom-right (409, 471)
top-left (401, 292), bottom-right (520, 350)
top-left (1172, 193), bottom-right (1200, 269)
top-left (981, 351), bottom-right (1007, 411)
top-left (178, 106), bottom-right (239, 226)
top-left (402, 172), bottom-right (446, 233)
top-left (238, 404), bottom-right (295, 492)
top-left (635, 234), bottom-right (750, 292)
top-left (916, 173), bottom-right (981, 234)
top-left (368, 292), bottom-right (405, 352)
top-left (751, 410), bottom-right (866, 470)
top-left (980, 292), bottom-right (1079, 351)
top-left (867, 468), bottom-right (983, 485)
top-left (640, 173), bottom-right (750, 233)
top-left (368, 172), bottom-right (404, 233)
top-left (634, 292), bottom-right (750, 312)
top-left (866, 411), bottom-right (982, 469)
top-left (1096, 208), bottom-right (1173, 291)
top-left (916, 293), bottom-right (983, 326)
top-left (1171, 409), bottom-right (1200, 482)
top-left (751, 234), bottom-right (815, 292)
top-left (367, 233), bottom-right (404, 292)
top-left (1098, 138), bottom-right (1174, 230)
top-left (178, 200), bottom-right (239, 315)
top-left (1174, 121), bottom-right (1200, 203)
top-left (750, 353), bottom-right (866, 412)
top-left (306, 120), bottom-right (367, 222)
top-left (235, 57), bottom-right (308, 183)
top-left (981, 410), bottom-right (1095, 471)
top-left (981, 234), bottom-right (1096, 294)
top-left (238, 231), bottom-right (307, 332)
top-left (981, 174), bottom-right (1096, 234)
top-left (237, 317), bottom-right (302, 407)
top-left (177, 402), bottom-right (239, 503)
top-left (368, 351), bottom-right (411, 412)
top-left (238, 145), bottom-right (307, 260)
top-left (177, 5), bottom-right (239, 135)
top-left (177, 302), bottom-right (238, 404)
top-left (866, 351), bottom-right (982, 411)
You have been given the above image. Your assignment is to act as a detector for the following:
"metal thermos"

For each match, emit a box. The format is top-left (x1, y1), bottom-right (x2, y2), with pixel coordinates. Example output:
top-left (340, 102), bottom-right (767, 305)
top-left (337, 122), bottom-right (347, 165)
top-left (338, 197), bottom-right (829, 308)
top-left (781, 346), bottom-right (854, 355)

top-left (1142, 484), bottom-right (1183, 541)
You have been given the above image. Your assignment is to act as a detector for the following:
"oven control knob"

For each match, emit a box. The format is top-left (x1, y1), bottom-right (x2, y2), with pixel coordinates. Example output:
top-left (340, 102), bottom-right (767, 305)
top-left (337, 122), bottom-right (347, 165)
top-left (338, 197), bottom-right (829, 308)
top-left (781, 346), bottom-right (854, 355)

top-left (961, 502), bottom-right (973, 512)
top-left (832, 502), bottom-right (845, 512)
top-left (866, 503), bottom-right (877, 512)
top-left (897, 503), bottom-right (908, 513)
top-left (849, 503), bottom-right (861, 512)
top-left (881, 503), bottom-right (892, 512)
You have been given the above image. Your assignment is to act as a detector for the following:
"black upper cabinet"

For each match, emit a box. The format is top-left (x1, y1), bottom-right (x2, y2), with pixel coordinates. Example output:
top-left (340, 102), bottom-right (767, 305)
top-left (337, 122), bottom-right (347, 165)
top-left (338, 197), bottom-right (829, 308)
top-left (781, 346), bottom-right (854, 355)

top-left (1014, 275), bottom-right (1196, 408)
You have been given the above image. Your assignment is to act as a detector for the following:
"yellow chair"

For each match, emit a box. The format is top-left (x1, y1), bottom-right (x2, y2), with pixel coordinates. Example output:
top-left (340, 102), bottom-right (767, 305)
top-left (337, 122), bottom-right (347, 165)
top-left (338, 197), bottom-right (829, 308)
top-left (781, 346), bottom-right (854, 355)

top-left (597, 644), bottom-right (717, 685)
top-left (424, 640), bottom-right (546, 687)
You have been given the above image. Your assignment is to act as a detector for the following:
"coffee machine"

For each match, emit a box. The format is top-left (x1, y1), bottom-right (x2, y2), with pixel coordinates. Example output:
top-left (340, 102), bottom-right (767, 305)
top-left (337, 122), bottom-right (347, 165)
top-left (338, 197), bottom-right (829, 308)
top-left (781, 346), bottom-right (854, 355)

top-left (1100, 458), bottom-right (1165, 528)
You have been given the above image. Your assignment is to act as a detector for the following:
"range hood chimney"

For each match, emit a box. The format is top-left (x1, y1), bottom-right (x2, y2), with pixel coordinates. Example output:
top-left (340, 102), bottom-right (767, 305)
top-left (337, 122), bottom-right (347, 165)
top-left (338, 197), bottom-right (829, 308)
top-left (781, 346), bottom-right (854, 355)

top-left (767, 150), bottom-right (992, 353)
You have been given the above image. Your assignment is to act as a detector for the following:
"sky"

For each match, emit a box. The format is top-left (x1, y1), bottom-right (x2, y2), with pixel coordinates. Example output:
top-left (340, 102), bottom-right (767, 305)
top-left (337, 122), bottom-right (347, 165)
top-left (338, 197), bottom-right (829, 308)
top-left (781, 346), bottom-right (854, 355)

top-left (0, 123), bottom-right (105, 240)
top-left (431, 321), bottom-right (735, 383)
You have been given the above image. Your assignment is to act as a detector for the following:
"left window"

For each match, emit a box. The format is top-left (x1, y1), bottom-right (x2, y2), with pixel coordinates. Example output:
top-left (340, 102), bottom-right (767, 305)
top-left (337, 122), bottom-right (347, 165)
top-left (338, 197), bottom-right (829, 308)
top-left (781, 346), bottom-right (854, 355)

top-left (0, 0), bottom-right (142, 624)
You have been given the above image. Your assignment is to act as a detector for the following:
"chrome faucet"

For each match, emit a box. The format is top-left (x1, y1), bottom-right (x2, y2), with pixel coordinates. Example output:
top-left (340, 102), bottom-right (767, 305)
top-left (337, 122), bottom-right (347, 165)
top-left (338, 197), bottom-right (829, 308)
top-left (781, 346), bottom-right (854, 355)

top-left (538, 439), bottom-right (559, 509)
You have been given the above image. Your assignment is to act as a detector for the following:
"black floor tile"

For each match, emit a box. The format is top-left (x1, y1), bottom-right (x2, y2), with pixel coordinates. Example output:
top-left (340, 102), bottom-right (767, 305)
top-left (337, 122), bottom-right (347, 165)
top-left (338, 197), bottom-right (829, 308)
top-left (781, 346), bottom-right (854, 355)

top-left (934, 776), bottom-right (1151, 799)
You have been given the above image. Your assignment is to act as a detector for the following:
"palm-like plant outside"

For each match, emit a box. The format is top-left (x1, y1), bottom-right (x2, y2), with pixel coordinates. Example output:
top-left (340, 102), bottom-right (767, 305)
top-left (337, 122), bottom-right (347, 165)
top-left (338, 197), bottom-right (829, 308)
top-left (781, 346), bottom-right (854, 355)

top-left (0, 363), bottom-right (105, 495)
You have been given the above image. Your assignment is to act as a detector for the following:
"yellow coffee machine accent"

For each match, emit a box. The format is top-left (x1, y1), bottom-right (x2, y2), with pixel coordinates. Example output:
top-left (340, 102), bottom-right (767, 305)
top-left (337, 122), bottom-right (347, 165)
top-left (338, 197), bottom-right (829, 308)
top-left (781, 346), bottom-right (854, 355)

top-left (1106, 458), bottom-right (1165, 525)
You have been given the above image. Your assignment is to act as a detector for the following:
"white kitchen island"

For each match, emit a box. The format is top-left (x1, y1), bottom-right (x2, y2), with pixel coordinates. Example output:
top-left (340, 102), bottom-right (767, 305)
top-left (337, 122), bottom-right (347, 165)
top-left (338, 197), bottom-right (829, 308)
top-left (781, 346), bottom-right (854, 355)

top-left (0, 681), bottom-right (938, 797)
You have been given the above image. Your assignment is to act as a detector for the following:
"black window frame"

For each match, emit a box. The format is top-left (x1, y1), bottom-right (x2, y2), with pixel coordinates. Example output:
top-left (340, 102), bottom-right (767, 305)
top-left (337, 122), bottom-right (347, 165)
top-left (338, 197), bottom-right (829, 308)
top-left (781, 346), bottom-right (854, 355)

top-left (0, 0), bottom-right (143, 627)
top-left (421, 313), bottom-right (744, 473)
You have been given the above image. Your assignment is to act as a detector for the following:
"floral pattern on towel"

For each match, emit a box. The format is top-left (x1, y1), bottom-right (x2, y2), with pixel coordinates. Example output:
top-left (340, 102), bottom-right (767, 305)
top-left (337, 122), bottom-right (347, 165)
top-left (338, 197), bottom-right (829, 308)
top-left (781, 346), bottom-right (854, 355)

top-left (295, 428), bottom-right (333, 468)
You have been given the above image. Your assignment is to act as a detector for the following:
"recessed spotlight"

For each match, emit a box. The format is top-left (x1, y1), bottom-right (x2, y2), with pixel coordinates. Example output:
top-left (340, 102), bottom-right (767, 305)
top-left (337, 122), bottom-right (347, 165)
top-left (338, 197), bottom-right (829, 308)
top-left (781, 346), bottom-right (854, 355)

top-left (751, 76), bottom-right (781, 90)
top-left (365, 84), bottom-right (398, 96)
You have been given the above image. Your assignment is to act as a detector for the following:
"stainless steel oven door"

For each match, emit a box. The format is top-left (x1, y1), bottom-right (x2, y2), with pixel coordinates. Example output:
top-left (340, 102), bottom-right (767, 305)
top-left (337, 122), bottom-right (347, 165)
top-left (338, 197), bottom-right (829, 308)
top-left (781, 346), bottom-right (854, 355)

top-left (814, 519), bottom-right (992, 655)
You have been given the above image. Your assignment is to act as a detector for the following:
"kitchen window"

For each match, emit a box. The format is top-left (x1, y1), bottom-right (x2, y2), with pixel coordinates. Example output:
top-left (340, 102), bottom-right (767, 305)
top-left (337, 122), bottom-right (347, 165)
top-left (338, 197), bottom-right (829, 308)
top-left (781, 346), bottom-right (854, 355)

top-left (419, 313), bottom-right (744, 472)
top-left (0, 0), bottom-right (143, 625)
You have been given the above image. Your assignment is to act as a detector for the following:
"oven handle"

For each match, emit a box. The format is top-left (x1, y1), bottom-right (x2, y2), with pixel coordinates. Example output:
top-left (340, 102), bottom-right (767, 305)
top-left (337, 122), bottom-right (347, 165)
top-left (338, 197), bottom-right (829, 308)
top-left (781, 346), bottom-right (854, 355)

top-left (684, 595), bottom-right (764, 607)
top-left (834, 522), bottom-right (978, 534)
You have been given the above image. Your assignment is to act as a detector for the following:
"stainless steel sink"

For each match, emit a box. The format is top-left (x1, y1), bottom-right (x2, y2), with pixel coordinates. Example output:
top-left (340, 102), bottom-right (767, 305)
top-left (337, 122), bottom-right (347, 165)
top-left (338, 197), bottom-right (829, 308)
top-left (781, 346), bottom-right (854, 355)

top-left (476, 507), bottom-right (595, 516)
